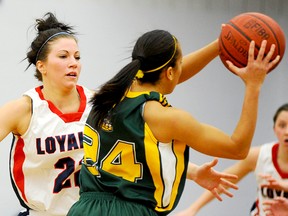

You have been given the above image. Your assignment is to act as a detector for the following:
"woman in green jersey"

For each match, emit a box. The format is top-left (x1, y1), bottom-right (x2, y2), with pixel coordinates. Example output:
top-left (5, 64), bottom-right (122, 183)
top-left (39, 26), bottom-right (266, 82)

top-left (68, 29), bottom-right (279, 216)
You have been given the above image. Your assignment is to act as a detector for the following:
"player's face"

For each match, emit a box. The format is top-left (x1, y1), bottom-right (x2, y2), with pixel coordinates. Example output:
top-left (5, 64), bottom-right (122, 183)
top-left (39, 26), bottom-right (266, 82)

top-left (42, 37), bottom-right (81, 90)
top-left (273, 110), bottom-right (288, 147)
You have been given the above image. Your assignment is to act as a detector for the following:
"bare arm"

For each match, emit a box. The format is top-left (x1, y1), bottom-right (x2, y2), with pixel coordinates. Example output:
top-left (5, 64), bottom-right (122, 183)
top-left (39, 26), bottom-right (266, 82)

top-left (146, 41), bottom-right (279, 159)
top-left (179, 39), bottom-right (219, 84)
top-left (0, 96), bottom-right (31, 141)
top-left (175, 147), bottom-right (260, 216)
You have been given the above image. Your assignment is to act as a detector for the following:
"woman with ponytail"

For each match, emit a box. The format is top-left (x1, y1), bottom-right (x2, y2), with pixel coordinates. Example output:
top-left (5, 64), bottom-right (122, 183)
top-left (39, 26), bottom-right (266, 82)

top-left (68, 30), bottom-right (279, 216)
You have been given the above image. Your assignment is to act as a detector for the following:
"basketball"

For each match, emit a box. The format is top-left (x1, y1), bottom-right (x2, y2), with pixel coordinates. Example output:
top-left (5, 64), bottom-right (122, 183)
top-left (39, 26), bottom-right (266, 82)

top-left (219, 12), bottom-right (286, 74)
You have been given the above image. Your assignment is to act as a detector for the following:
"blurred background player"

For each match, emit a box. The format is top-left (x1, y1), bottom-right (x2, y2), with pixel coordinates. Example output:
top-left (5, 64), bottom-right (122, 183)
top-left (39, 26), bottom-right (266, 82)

top-left (176, 103), bottom-right (288, 216)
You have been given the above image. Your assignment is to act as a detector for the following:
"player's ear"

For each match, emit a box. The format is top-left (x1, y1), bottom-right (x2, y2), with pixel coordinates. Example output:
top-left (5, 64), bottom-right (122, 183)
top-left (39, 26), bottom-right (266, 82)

top-left (165, 66), bottom-right (174, 81)
top-left (36, 60), bottom-right (46, 75)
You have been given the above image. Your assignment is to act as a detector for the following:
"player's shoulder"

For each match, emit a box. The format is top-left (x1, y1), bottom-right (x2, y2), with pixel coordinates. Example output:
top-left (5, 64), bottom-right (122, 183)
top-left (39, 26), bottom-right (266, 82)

top-left (0, 96), bottom-right (32, 136)
top-left (2, 96), bottom-right (31, 113)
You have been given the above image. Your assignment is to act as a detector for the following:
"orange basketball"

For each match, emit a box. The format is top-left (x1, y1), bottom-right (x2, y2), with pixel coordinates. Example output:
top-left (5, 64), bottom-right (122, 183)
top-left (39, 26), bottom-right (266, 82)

top-left (219, 12), bottom-right (286, 74)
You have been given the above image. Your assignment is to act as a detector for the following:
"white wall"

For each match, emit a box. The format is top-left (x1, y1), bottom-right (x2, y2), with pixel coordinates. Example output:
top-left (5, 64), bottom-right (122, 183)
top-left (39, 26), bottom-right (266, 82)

top-left (0, 0), bottom-right (287, 215)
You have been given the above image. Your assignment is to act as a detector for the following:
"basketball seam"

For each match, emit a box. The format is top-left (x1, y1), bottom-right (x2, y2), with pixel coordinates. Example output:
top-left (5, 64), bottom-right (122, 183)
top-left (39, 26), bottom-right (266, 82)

top-left (247, 13), bottom-right (282, 55)
top-left (228, 22), bottom-right (261, 51)
top-left (219, 36), bottom-right (246, 68)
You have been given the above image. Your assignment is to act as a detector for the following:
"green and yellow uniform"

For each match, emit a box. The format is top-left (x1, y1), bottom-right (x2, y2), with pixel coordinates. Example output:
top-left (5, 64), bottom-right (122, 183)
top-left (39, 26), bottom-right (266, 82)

top-left (68, 91), bottom-right (189, 216)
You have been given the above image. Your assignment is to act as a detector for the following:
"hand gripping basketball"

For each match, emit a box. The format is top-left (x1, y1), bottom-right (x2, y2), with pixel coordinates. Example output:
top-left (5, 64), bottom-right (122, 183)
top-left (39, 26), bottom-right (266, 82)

top-left (219, 12), bottom-right (286, 74)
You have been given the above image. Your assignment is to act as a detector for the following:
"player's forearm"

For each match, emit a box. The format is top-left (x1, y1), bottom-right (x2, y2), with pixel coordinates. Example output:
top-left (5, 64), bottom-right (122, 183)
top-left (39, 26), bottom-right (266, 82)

top-left (230, 86), bottom-right (261, 159)
top-left (179, 39), bottom-right (219, 83)
top-left (186, 162), bottom-right (198, 181)
top-left (189, 190), bottom-right (216, 214)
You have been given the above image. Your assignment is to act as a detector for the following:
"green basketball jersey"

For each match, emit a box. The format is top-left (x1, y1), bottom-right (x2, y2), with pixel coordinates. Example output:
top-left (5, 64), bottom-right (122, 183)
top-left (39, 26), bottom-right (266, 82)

top-left (81, 90), bottom-right (189, 215)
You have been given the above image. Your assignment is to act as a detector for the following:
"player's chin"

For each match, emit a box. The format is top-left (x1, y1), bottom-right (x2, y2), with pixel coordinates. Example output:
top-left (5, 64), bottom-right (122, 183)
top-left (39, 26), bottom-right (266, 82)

top-left (64, 80), bottom-right (78, 89)
top-left (282, 140), bottom-right (288, 147)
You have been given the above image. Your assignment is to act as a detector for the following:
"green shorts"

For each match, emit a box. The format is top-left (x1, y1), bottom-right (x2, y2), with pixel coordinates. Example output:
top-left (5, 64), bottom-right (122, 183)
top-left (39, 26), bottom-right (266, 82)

top-left (67, 192), bottom-right (159, 216)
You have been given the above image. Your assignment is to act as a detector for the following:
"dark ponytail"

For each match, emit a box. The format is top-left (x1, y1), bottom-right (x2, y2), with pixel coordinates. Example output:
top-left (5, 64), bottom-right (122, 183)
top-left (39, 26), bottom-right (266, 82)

top-left (90, 29), bottom-right (179, 128)
top-left (90, 60), bottom-right (140, 128)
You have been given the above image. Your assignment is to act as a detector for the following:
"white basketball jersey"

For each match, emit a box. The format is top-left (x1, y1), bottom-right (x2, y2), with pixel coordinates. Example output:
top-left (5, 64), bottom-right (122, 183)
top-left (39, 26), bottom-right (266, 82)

top-left (253, 142), bottom-right (288, 215)
top-left (9, 85), bottom-right (93, 216)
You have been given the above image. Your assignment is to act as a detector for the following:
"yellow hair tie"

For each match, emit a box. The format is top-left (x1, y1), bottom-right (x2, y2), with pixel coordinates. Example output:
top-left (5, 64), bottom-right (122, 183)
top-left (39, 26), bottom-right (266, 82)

top-left (135, 70), bottom-right (144, 79)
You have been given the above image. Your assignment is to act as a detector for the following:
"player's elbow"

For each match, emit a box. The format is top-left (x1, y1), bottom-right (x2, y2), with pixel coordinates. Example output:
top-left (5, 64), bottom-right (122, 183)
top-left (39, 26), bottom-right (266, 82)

top-left (230, 147), bottom-right (249, 160)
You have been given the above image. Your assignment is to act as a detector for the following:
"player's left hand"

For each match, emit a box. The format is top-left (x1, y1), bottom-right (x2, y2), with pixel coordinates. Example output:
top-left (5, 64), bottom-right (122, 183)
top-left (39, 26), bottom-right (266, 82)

top-left (193, 158), bottom-right (238, 201)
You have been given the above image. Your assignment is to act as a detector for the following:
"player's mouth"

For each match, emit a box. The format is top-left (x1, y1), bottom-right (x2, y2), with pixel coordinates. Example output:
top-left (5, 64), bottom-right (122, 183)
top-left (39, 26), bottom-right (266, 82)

top-left (66, 72), bottom-right (77, 77)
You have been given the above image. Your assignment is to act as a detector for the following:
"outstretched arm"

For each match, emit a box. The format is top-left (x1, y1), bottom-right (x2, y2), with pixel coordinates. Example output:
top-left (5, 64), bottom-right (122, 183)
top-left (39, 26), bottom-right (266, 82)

top-left (167, 41), bottom-right (279, 159)
top-left (179, 39), bottom-right (219, 84)
top-left (175, 147), bottom-right (260, 216)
